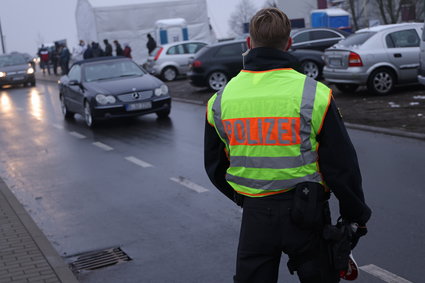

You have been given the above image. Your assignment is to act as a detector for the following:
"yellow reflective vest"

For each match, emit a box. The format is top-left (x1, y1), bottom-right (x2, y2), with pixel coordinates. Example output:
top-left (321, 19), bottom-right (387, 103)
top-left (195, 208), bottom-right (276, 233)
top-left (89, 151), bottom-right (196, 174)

top-left (207, 68), bottom-right (332, 197)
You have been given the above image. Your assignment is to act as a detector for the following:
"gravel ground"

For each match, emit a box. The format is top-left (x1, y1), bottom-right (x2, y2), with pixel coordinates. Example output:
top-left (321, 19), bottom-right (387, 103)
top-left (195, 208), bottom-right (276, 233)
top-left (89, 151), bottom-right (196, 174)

top-left (166, 79), bottom-right (425, 135)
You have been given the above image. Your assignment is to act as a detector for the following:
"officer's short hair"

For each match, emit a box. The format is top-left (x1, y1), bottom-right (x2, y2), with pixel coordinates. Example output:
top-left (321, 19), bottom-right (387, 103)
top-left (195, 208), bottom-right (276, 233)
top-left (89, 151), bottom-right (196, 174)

top-left (249, 8), bottom-right (291, 49)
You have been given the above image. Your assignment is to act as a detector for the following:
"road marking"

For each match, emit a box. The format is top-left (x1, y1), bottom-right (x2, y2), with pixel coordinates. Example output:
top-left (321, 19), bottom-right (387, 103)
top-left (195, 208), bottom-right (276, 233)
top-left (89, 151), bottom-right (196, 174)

top-left (52, 124), bottom-right (63, 130)
top-left (69, 131), bottom-right (86, 139)
top-left (360, 264), bottom-right (412, 283)
top-left (170, 176), bottom-right (209, 193)
top-left (15, 107), bottom-right (24, 111)
top-left (125, 156), bottom-right (153, 168)
top-left (92, 142), bottom-right (113, 151)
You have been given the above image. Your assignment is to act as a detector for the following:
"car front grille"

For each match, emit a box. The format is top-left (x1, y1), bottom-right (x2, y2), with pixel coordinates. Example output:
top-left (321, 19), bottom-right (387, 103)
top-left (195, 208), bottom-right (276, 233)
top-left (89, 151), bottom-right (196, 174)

top-left (118, 90), bottom-right (153, 102)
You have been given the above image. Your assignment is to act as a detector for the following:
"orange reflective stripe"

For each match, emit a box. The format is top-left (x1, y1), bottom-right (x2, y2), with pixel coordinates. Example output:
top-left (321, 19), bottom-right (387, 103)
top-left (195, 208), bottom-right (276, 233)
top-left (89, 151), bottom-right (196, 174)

top-left (222, 117), bottom-right (300, 146)
top-left (241, 68), bottom-right (293, 73)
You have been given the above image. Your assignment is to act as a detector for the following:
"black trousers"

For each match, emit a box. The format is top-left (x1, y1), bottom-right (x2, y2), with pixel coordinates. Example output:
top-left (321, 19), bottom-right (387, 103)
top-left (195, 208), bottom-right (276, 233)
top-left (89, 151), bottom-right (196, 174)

top-left (234, 192), bottom-right (339, 283)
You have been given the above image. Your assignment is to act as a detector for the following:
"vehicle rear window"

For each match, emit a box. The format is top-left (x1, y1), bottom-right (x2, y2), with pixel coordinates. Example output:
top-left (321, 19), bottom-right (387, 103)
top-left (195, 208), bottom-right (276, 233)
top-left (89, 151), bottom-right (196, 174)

top-left (337, 32), bottom-right (375, 47)
top-left (312, 30), bottom-right (342, 40)
top-left (215, 43), bottom-right (244, 57)
top-left (167, 44), bottom-right (184, 55)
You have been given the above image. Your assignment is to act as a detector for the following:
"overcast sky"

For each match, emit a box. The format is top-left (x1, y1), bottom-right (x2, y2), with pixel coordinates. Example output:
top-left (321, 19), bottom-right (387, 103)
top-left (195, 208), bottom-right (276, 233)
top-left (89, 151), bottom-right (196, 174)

top-left (0, 0), bottom-right (267, 56)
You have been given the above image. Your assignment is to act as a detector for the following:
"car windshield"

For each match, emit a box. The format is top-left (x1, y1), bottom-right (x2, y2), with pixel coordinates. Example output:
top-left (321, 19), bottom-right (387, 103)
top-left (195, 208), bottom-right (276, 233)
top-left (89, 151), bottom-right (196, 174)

top-left (84, 60), bottom-right (146, 82)
top-left (335, 32), bottom-right (376, 47)
top-left (0, 54), bottom-right (27, 67)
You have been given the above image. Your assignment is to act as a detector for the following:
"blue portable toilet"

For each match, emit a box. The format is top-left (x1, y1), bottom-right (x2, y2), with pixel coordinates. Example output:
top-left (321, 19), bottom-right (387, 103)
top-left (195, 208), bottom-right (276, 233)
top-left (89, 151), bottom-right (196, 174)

top-left (155, 18), bottom-right (189, 45)
top-left (311, 8), bottom-right (351, 32)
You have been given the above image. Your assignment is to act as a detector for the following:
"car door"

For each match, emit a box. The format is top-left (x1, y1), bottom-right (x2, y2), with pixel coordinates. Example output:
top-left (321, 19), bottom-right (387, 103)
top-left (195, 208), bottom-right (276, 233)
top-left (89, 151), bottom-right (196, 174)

top-left (181, 42), bottom-right (207, 74)
top-left (64, 65), bottom-right (83, 112)
top-left (165, 44), bottom-right (186, 71)
top-left (384, 27), bottom-right (421, 83)
top-left (419, 22), bottom-right (425, 85)
top-left (213, 42), bottom-right (247, 78)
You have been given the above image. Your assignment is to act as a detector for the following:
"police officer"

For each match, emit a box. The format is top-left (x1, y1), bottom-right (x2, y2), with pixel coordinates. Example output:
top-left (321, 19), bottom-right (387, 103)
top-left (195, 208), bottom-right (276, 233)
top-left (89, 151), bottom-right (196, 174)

top-left (204, 7), bottom-right (371, 283)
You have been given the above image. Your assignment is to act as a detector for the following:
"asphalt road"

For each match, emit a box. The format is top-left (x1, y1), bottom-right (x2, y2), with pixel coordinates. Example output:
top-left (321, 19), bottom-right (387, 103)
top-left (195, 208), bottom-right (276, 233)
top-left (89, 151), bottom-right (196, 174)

top-left (0, 81), bottom-right (423, 282)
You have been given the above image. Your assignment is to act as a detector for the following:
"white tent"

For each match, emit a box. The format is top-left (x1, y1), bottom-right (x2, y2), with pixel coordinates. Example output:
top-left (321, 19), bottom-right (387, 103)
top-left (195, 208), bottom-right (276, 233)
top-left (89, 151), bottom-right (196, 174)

top-left (75, 0), bottom-right (214, 64)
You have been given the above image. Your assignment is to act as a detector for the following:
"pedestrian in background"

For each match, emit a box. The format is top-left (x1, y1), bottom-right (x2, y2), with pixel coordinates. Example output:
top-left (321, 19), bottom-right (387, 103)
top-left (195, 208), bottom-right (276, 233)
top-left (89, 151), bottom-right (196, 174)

top-left (72, 40), bottom-right (87, 62)
top-left (103, 39), bottom-right (113, 56)
top-left (50, 43), bottom-right (60, 75)
top-left (204, 7), bottom-right (371, 283)
top-left (114, 40), bottom-right (124, 56)
top-left (83, 42), bottom-right (93, 59)
top-left (59, 44), bottom-right (70, 75)
top-left (123, 42), bottom-right (132, 58)
top-left (37, 44), bottom-right (50, 75)
top-left (91, 42), bottom-right (104, 57)
top-left (146, 33), bottom-right (157, 55)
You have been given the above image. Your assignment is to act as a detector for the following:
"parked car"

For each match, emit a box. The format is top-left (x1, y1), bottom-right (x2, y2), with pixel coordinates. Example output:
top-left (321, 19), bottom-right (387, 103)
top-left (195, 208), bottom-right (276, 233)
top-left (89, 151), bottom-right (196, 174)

top-left (290, 27), bottom-right (351, 51)
top-left (0, 53), bottom-right (36, 88)
top-left (58, 57), bottom-right (171, 127)
top-left (323, 23), bottom-right (423, 95)
top-left (187, 40), bottom-right (325, 91)
top-left (418, 20), bottom-right (425, 86)
top-left (144, 40), bottom-right (207, 81)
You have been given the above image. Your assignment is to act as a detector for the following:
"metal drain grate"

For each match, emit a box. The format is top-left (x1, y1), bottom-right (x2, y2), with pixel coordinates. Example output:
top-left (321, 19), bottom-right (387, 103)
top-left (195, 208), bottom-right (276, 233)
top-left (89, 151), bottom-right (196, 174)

top-left (68, 247), bottom-right (131, 272)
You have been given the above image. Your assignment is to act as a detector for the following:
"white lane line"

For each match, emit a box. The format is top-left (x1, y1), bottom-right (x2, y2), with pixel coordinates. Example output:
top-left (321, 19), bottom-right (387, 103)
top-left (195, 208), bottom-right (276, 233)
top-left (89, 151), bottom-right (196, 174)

top-left (125, 156), bottom-right (153, 168)
top-left (92, 142), bottom-right (113, 151)
top-left (360, 264), bottom-right (413, 283)
top-left (69, 131), bottom-right (86, 139)
top-left (170, 176), bottom-right (209, 193)
top-left (52, 124), bottom-right (63, 130)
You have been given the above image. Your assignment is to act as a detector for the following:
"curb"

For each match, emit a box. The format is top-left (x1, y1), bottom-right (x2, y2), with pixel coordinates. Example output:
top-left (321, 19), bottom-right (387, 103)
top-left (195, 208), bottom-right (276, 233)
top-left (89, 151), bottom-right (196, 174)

top-left (0, 178), bottom-right (79, 283)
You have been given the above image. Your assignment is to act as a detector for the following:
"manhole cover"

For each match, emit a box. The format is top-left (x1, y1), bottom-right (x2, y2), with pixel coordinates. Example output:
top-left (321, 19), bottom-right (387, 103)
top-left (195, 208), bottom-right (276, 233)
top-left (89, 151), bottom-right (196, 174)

top-left (68, 247), bottom-right (131, 273)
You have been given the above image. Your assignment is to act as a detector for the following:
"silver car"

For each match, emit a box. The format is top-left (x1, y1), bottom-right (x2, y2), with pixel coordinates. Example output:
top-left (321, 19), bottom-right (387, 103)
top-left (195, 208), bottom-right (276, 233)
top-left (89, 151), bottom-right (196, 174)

top-left (144, 40), bottom-right (207, 81)
top-left (418, 20), bottom-right (425, 85)
top-left (323, 23), bottom-right (422, 95)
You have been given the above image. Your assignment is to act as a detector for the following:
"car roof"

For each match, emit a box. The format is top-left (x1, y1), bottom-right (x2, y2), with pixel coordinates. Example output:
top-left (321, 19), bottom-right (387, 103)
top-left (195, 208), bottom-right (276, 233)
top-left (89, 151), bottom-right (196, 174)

top-left (207, 39), bottom-right (246, 48)
top-left (73, 56), bottom-right (131, 65)
top-left (356, 22), bottom-right (422, 33)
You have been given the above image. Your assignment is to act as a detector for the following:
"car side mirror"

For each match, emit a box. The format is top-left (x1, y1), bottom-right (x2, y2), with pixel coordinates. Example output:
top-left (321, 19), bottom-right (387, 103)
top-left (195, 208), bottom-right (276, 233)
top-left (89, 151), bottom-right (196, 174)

top-left (69, 80), bottom-right (80, 86)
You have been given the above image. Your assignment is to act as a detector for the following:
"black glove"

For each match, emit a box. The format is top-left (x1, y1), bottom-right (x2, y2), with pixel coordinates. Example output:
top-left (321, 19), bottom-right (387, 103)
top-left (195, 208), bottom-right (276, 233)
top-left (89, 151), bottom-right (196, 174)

top-left (351, 224), bottom-right (367, 249)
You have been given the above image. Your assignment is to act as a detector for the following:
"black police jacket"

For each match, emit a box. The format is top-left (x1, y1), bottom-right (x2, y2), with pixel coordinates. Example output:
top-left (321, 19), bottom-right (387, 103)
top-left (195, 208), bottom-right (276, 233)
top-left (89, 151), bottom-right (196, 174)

top-left (204, 47), bottom-right (372, 225)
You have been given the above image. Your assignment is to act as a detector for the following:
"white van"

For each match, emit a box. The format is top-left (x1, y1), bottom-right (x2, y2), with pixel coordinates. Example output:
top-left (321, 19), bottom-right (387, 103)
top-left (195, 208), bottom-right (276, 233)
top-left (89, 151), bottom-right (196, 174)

top-left (418, 20), bottom-right (425, 85)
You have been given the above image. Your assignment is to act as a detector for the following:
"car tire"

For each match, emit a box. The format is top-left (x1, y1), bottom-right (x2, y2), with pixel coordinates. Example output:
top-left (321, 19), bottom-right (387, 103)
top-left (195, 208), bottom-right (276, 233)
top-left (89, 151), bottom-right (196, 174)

top-left (161, 67), bottom-right (178, 81)
top-left (301, 60), bottom-right (320, 80)
top-left (208, 71), bottom-right (228, 91)
top-left (30, 81), bottom-right (36, 87)
top-left (84, 101), bottom-right (96, 127)
top-left (60, 94), bottom-right (74, 119)
top-left (367, 68), bottom-right (395, 95)
top-left (335, 84), bottom-right (359, 93)
top-left (156, 109), bottom-right (170, 119)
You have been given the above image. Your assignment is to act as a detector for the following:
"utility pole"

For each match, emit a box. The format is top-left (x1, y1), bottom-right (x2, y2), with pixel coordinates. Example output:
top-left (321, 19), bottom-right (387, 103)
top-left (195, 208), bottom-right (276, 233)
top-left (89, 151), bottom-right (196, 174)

top-left (0, 17), bottom-right (5, 54)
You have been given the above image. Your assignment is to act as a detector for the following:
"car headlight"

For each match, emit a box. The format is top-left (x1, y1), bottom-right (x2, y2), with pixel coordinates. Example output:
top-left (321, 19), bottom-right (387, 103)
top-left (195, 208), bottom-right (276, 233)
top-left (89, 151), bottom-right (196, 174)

top-left (0, 71), bottom-right (6, 78)
top-left (95, 94), bottom-right (116, 105)
top-left (27, 67), bottom-right (34, 74)
top-left (154, 84), bottom-right (169, 96)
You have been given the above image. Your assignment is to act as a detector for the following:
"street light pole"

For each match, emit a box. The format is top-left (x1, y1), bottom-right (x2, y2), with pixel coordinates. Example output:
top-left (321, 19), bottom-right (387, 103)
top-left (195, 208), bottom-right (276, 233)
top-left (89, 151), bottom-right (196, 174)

top-left (0, 17), bottom-right (5, 54)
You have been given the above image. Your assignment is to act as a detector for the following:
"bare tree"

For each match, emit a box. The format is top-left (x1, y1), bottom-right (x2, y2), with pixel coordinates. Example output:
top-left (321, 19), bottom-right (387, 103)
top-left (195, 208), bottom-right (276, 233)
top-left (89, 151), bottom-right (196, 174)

top-left (228, 0), bottom-right (258, 37)
top-left (263, 0), bottom-right (277, 8)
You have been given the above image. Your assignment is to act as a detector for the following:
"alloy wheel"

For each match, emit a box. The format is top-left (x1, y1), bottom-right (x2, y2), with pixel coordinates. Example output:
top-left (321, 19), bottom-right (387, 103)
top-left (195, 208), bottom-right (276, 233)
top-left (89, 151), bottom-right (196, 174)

top-left (208, 72), bottom-right (227, 91)
top-left (372, 71), bottom-right (393, 94)
top-left (302, 61), bottom-right (319, 80)
top-left (84, 102), bottom-right (94, 127)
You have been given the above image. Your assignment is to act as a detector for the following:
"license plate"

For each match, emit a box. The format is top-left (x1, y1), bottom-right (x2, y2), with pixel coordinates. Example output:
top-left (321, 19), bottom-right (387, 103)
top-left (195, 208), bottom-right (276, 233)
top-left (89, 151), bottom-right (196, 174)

top-left (126, 101), bottom-right (152, 111)
top-left (329, 58), bottom-right (341, 66)
top-left (13, 76), bottom-right (24, 81)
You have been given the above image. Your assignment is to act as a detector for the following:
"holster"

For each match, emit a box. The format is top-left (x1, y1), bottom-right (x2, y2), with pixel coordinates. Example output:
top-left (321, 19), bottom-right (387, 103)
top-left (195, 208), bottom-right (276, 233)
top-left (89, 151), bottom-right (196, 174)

top-left (290, 182), bottom-right (329, 230)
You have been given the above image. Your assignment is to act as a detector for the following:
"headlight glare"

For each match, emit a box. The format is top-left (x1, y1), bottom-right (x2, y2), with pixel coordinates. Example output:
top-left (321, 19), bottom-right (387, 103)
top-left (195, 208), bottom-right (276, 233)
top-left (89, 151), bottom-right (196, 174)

top-left (154, 88), bottom-right (162, 96)
top-left (95, 94), bottom-right (108, 105)
top-left (0, 71), bottom-right (6, 78)
top-left (160, 84), bottom-right (168, 95)
top-left (27, 67), bottom-right (34, 74)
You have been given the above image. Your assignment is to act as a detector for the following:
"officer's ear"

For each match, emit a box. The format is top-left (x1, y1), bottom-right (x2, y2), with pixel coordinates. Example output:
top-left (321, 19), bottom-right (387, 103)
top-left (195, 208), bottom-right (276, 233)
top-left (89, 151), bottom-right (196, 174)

top-left (246, 36), bottom-right (252, 49)
top-left (284, 37), bottom-right (292, 51)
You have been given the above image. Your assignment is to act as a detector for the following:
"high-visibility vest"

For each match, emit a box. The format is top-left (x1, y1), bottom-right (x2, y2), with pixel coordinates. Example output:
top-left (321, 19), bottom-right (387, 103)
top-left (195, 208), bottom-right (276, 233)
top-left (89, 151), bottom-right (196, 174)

top-left (207, 68), bottom-right (332, 197)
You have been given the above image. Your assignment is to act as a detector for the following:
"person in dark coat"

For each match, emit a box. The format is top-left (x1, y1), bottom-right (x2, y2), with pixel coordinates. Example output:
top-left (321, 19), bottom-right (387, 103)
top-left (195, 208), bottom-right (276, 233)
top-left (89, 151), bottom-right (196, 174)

top-left (83, 43), bottom-right (93, 59)
top-left (123, 42), bottom-right (132, 58)
top-left (146, 33), bottom-right (157, 55)
top-left (59, 44), bottom-right (71, 75)
top-left (91, 42), bottom-right (104, 57)
top-left (103, 39), bottom-right (113, 56)
top-left (114, 40), bottom-right (124, 56)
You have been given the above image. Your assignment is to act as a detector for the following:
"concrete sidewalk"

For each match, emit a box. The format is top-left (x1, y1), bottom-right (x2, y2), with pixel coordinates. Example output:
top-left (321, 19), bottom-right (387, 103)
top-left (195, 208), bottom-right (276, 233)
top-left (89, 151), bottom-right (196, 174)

top-left (0, 178), bottom-right (78, 283)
